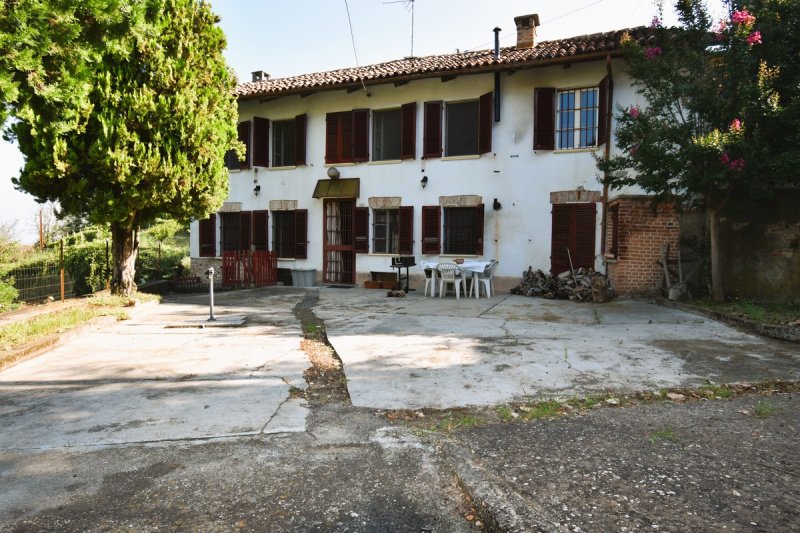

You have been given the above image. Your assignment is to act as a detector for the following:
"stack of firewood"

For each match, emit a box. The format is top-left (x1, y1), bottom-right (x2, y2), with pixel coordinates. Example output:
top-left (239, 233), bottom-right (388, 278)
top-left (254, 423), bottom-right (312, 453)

top-left (511, 267), bottom-right (613, 302)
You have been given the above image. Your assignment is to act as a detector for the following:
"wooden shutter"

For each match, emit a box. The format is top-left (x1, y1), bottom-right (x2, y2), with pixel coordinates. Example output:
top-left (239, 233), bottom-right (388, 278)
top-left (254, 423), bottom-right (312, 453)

top-left (294, 209), bottom-right (308, 259)
top-left (354, 207), bottom-right (369, 253)
top-left (400, 102), bottom-right (416, 160)
top-left (238, 121), bottom-right (251, 168)
top-left (353, 109), bottom-right (369, 162)
top-left (398, 206), bottom-right (413, 255)
top-left (253, 117), bottom-right (269, 167)
top-left (478, 92), bottom-right (493, 155)
top-left (597, 76), bottom-right (611, 147)
top-left (422, 101), bottom-right (442, 159)
top-left (534, 88), bottom-right (555, 151)
top-left (574, 203), bottom-right (597, 269)
top-left (239, 211), bottom-right (252, 251)
top-left (294, 114), bottom-right (307, 165)
top-left (421, 205), bottom-right (441, 255)
top-left (199, 214), bottom-right (216, 257)
top-left (253, 210), bottom-right (268, 251)
top-left (475, 204), bottom-right (485, 255)
top-left (340, 111), bottom-right (354, 163)
top-left (325, 113), bottom-right (339, 164)
top-left (551, 204), bottom-right (571, 274)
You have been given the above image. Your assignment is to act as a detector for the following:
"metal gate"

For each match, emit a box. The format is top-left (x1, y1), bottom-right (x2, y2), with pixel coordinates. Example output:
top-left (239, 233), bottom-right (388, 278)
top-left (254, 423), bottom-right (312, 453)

top-left (221, 250), bottom-right (278, 288)
top-left (322, 199), bottom-right (355, 285)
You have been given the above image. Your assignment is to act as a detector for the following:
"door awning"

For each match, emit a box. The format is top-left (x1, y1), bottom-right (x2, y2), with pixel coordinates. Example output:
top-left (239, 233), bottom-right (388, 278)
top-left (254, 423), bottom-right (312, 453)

top-left (312, 178), bottom-right (360, 199)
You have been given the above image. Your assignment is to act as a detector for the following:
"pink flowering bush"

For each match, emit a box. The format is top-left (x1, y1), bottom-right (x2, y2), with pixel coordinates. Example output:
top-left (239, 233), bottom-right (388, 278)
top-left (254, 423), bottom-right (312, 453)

top-left (731, 9), bottom-right (756, 26)
top-left (730, 118), bottom-right (742, 131)
top-left (746, 31), bottom-right (762, 45)
top-left (720, 153), bottom-right (746, 171)
top-left (629, 106), bottom-right (641, 118)
top-left (644, 47), bottom-right (662, 59)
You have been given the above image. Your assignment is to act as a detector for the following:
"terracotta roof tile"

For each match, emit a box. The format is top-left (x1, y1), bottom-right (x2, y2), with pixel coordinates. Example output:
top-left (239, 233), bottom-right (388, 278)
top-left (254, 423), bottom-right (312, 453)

top-left (237, 27), bottom-right (654, 99)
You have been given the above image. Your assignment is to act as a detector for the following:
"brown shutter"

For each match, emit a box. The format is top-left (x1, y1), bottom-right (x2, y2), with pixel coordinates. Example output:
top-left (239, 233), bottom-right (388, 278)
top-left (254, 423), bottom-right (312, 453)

top-left (239, 211), bottom-right (252, 251)
top-left (421, 205), bottom-right (441, 255)
top-left (253, 210), bottom-right (268, 251)
top-left (199, 214), bottom-right (216, 257)
top-left (534, 88), bottom-right (555, 151)
top-left (238, 121), bottom-right (251, 168)
top-left (325, 113), bottom-right (339, 164)
top-left (398, 206), bottom-right (413, 255)
top-left (354, 207), bottom-right (369, 253)
top-left (294, 209), bottom-right (308, 259)
top-left (475, 204), bottom-right (485, 255)
top-left (551, 204), bottom-right (571, 274)
top-left (422, 101), bottom-right (442, 159)
top-left (574, 203), bottom-right (597, 269)
top-left (478, 92), bottom-right (493, 155)
top-left (597, 76), bottom-right (611, 147)
top-left (294, 114), bottom-right (307, 165)
top-left (352, 109), bottom-right (369, 162)
top-left (253, 117), bottom-right (269, 167)
top-left (400, 102), bottom-right (416, 160)
top-left (340, 111), bottom-right (354, 163)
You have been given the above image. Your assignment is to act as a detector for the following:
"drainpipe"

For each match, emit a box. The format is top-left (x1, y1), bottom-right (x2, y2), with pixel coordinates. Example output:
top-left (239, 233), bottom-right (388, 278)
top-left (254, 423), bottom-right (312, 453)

top-left (494, 27), bottom-right (501, 122)
top-left (600, 54), bottom-right (614, 269)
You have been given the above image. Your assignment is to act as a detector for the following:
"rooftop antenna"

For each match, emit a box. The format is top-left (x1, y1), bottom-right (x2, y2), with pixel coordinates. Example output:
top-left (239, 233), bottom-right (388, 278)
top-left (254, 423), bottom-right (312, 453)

top-left (384, 0), bottom-right (415, 57)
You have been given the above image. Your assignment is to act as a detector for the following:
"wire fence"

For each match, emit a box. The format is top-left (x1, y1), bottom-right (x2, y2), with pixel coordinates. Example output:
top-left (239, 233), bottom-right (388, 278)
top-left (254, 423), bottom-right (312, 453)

top-left (4, 256), bottom-right (75, 303)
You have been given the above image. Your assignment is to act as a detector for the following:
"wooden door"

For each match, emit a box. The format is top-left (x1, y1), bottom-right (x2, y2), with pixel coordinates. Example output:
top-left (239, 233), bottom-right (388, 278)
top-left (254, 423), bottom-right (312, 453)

top-left (550, 203), bottom-right (596, 274)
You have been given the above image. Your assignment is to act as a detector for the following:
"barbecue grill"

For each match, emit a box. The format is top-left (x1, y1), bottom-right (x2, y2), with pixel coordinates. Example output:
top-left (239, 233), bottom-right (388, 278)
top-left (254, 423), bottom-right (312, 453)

top-left (390, 256), bottom-right (416, 292)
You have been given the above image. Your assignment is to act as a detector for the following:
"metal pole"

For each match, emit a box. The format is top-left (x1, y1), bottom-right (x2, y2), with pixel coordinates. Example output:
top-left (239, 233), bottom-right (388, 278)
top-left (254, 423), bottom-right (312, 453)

top-left (207, 267), bottom-right (216, 322)
top-left (59, 239), bottom-right (65, 302)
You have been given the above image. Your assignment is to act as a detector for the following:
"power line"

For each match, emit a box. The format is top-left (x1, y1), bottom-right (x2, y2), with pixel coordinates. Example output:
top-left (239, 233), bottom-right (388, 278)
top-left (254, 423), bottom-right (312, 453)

top-left (343, 0), bottom-right (369, 95)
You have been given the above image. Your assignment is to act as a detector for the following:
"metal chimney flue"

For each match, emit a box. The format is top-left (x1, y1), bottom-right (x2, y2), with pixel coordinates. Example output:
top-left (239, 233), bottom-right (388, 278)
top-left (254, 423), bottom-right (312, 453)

top-left (493, 27), bottom-right (501, 59)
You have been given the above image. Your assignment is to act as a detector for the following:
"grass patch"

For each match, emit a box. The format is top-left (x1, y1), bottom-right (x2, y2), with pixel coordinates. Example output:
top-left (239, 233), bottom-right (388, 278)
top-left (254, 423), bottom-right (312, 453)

top-left (698, 382), bottom-right (734, 399)
top-left (0, 306), bottom-right (125, 352)
top-left (650, 427), bottom-right (678, 443)
top-left (431, 414), bottom-right (483, 433)
top-left (754, 400), bottom-right (779, 417)
top-left (520, 400), bottom-right (562, 420)
top-left (496, 405), bottom-right (515, 422)
top-left (690, 298), bottom-right (800, 325)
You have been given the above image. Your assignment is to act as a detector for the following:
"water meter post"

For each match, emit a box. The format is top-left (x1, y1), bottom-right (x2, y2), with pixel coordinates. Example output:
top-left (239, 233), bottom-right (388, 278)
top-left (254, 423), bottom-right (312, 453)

top-left (206, 267), bottom-right (217, 322)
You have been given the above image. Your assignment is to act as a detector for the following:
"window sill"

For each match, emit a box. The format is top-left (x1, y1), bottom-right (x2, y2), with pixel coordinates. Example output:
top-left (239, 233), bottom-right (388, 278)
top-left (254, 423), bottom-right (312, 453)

top-left (269, 165), bottom-right (297, 171)
top-left (277, 257), bottom-right (296, 261)
top-left (442, 154), bottom-right (481, 161)
top-left (368, 160), bottom-right (402, 165)
top-left (324, 162), bottom-right (357, 167)
top-left (440, 254), bottom-right (478, 258)
top-left (369, 253), bottom-right (402, 257)
top-left (553, 147), bottom-right (600, 154)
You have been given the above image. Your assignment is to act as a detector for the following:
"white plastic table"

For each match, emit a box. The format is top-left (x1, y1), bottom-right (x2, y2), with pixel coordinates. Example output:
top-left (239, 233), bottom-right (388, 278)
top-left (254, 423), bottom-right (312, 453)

top-left (419, 260), bottom-right (492, 298)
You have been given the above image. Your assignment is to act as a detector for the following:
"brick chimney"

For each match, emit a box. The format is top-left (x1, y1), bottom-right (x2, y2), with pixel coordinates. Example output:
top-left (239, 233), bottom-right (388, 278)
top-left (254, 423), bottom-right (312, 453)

top-left (251, 70), bottom-right (270, 82)
top-left (513, 13), bottom-right (540, 49)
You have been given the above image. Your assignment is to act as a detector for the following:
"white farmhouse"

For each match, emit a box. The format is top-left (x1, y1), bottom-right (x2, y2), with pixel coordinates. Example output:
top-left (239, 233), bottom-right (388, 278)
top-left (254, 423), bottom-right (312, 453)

top-left (190, 14), bottom-right (679, 297)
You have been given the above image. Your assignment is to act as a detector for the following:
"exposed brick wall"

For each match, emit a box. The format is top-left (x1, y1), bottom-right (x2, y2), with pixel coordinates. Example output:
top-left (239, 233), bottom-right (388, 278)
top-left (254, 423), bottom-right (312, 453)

top-left (189, 257), bottom-right (222, 284)
top-left (605, 197), bottom-right (680, 297)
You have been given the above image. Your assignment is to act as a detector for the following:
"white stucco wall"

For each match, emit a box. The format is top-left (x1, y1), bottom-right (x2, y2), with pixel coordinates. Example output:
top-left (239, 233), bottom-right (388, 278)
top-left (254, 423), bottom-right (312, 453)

top-left (190, 58), bottom-right (647, 284)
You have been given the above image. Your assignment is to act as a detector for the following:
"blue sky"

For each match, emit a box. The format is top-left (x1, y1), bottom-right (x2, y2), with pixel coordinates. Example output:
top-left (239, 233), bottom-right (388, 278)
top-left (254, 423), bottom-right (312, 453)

top-left (1, 0), bottom-right (726, 244)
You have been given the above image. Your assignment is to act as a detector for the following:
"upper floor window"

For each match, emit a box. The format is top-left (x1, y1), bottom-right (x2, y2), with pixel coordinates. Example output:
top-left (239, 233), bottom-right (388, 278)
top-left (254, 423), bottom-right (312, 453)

top-left (423, 93), bottom-right (492, 159)
top-left (557, 87), bottom-right (598, 149)
top-left (272, 119), bottom-right (296, 167)
top-left (446, 101), bottom-right (479, 156)
top-left (225, 115), bottom-right (306, 170)
top-left (373, 109), bottom-right (402, 161)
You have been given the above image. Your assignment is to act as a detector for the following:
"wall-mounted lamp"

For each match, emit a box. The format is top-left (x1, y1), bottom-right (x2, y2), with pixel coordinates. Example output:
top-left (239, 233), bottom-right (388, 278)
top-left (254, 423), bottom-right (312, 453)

top-left (253, 185), bottom-right (261, 196)
top-left (420, 175), bottom-right (428, 189)
top-left (493, 198), bottom-right (502, 211)
top-left (327, 167), bottom-right (340, 180)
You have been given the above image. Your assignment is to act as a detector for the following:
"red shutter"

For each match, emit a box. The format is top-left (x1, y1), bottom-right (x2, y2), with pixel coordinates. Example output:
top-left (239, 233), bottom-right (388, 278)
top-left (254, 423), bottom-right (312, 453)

top-left (478, 92), bottom-right (493, 155)
top-left (325, 113), bottom-right (339, 164)
top-left (341, 111), bottom-right (354, 163)
top-left (239, 211), bottom-right (252, 251)
top-left (400, 102), bottom-right (416, 160)
top-left (421, 205), bottom-right (441, 255)
top-left (238, 121), bottom-right (251, 168)
top-left (422, 101), bottom-right (442, 159)
top-left (534, 88), bottom-right (555, 151)
top-left (253, 210), bottom-right (268, 251)
top-left (354, 207), bottom-right (369, 253)
top-left (295, 209), bottom-right (308, 259)
top-left (199, 214), bottom-right (216, 257)
top-left (353, 109), bottom-right (369, 162)
top-left (253, 117), bottom-right (269, 167)
top-left (294, 114), bottom-right (307, 165)
top-left (398, 206), bottom-right (413, 255)
top-left (551, 204), bottom-right (571, 274)
top-left (475, 204), bottom-right (485, 255)
top-left (597, 76), bottom-right (611, 147)
top-left (574, 203), bottom-right (597, 269)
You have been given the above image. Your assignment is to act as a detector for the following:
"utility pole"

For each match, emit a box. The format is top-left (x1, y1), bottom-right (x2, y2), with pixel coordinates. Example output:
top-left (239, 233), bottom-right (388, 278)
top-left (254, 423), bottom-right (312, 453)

top-left (39, 208), bottom-right (44, 249)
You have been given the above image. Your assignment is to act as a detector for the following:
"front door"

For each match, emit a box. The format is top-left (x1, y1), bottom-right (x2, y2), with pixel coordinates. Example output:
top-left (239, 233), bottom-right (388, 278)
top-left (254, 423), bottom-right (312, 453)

top-left (323, 198), bottom-right (356, 285)
top-left (550, 202), bottom-right (596, 274)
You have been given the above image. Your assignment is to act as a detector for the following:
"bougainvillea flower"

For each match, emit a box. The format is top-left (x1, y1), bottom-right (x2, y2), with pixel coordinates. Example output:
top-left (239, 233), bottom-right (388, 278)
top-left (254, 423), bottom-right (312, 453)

top-left (629, 106), bottom-right (641, 118)
top-left (644, 47), bottom-right (663, 59)
top-left (746, 31), bottom-right (762, 45)
top-left (731, 9), bottom-right (756, 26)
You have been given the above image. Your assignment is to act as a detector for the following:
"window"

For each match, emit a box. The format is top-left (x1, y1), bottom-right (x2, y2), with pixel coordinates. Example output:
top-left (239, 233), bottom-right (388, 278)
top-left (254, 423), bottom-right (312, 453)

top-left (272, 210), bottom-right (308, 259)
top-left (225, 121), bottom-right (251, 170)
top-left (373, 209), bottom-right (400, 253)
top-left (354, 206), bottom-right (413, 254)
top-left (557, 88), bottom-right (598, 149)
top-left (424, 93), bottom-right (491, 158)
top-left (198, 214), bottom-right (216, 257)
top-left (421, 205), bottom-right (484, 256)
top-left (325, 109), bottom-right (369, 164)
top-left (220, 212), bottom-right (246, 251)
top-left (272, 120), bottom-right (296, 167)
top-left (373, 109), bottom-right (402, 161)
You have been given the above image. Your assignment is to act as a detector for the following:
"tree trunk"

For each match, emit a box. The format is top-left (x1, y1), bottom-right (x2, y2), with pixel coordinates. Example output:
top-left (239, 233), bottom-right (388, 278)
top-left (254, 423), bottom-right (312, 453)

top-left (110, 221), bottom-right (139, 296)
top-left (708, 206), bottom-right (724, 302)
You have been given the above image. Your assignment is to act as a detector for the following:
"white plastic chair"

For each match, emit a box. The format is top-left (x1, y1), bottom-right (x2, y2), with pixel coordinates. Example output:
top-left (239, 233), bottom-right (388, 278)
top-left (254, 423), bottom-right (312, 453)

top-left (437, 263), bottom-right (466, 299)
top-left (471, 260), bottom-right (498, 298)
top-left (423, 267), bottom-right (437, 297)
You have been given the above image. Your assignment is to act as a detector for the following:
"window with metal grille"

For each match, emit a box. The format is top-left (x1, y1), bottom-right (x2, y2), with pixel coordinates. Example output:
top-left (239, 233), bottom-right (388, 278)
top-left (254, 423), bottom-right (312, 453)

top-left (445, 100), bottom-right (479, 156)
top-left (220, 212), bottom-right (241, 251)
top-left (373, 209), bottom-right (400, 254)
top-left (557, 87), bottom-right (599, 149)
top-left (272, 120), bottom-right (296, 167)
top-left (272, 211), bottom-right (296, 258)
top-left (373, 109), bottom-right (402, 161)
top-left (443, 207), bottom-right (478, 255)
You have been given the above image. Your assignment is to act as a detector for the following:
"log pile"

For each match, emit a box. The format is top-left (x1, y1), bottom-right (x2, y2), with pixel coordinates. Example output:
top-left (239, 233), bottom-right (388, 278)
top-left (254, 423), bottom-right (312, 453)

top-left (511, 267), bottom-right (613, 302)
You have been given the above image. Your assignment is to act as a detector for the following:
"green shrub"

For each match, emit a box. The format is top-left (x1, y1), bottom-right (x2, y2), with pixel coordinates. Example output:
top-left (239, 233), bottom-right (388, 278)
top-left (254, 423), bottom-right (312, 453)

top-left (64, 240), bottom-right (108, 296)
top-left (0, 277), bottom-right (19, 311)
